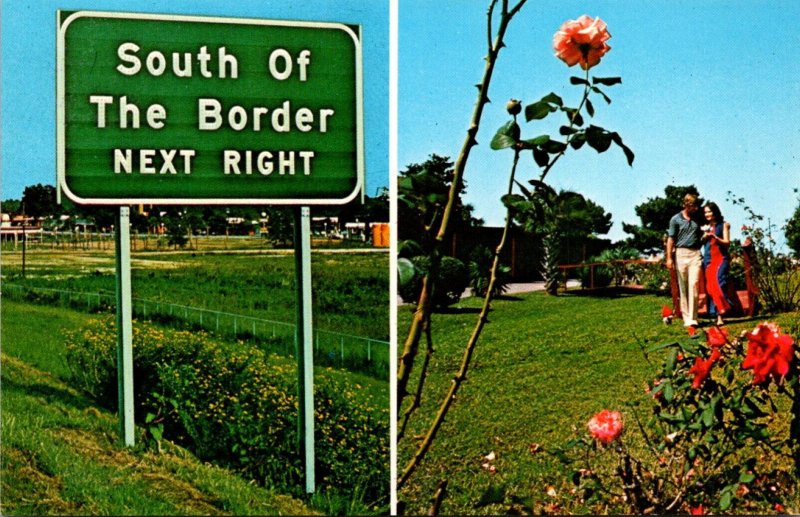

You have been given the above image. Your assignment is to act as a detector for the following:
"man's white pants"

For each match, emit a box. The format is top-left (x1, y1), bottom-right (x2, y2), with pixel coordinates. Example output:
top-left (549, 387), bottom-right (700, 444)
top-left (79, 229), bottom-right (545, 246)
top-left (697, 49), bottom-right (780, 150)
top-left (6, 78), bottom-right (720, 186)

top-left (675, 248), bottom-right (702, 326)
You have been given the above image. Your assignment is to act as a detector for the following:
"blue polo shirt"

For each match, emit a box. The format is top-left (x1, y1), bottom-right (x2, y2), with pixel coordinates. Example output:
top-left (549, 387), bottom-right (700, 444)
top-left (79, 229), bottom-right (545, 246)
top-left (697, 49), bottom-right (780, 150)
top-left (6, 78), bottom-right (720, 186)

top-left (668, 212), bottom-right (702, 250)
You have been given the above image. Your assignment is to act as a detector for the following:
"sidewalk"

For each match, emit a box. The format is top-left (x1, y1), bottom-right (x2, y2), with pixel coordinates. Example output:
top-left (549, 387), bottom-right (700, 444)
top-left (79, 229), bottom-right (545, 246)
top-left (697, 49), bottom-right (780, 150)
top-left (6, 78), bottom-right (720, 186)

top-left (398, 279), bottom-right (582, 305)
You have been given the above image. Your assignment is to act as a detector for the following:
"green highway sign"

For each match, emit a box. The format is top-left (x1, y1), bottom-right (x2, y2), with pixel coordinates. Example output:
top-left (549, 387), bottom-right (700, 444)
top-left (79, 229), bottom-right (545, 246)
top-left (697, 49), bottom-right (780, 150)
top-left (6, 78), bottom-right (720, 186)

top-left (57, 11), bottom-right (363, 205)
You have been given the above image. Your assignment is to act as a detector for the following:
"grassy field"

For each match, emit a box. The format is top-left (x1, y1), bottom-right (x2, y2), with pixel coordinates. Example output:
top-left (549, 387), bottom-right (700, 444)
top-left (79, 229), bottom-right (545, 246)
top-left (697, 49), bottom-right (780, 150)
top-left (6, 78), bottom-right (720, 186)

top-left (2, 245), bottom-right (389, 341)
top-left (1, 301), bottom-right (317, 515)
top-left (2, 240), bottom-right (390, 514)
top-left (397, 290), bottom-right (800, 514)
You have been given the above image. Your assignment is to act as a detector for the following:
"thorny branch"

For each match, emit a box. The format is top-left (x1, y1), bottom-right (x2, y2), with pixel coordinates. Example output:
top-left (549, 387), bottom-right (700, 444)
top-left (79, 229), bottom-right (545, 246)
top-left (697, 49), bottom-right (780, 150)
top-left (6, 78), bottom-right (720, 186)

top-left (399, 143), bottom-right (522, 488)
top-left (396, 0), bottom-right (525, 414)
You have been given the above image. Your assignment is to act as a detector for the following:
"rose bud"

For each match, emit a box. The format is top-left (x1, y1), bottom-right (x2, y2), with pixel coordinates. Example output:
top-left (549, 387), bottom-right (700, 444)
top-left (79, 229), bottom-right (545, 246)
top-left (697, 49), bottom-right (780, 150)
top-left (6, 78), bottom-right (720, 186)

top-left (506, 99), bottom-right (521, 115)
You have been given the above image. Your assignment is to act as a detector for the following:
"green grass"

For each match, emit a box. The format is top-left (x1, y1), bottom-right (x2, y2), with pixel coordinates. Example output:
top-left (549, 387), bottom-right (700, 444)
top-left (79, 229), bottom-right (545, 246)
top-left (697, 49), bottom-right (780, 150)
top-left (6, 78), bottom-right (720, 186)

top-left (397, 291), bottom-right (800, 514)
top-left (3, 247), bottom-right (389, 341)
top-left (1, 300), bottom-right (316, 515)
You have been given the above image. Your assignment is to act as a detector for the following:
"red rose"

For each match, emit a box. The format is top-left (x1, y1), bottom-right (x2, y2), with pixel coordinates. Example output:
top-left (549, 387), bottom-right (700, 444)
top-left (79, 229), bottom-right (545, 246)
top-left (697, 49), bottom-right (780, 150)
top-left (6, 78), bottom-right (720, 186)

top-left (553, 15), bottom-right (612, 70)
top-left (741, 323), bottom-right (794, 385)
top-left (688, 350), bottom-right (720, 389)
top-left (587, 409), bottom-right (623, 445)
top-left (705, 326), bottom-right (728, 347)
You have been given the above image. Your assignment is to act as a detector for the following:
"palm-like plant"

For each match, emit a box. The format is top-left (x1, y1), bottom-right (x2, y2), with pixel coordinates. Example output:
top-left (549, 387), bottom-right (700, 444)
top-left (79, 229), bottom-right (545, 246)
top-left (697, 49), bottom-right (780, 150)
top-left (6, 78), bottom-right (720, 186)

top-left (505, 181), bottom-right (611, 294)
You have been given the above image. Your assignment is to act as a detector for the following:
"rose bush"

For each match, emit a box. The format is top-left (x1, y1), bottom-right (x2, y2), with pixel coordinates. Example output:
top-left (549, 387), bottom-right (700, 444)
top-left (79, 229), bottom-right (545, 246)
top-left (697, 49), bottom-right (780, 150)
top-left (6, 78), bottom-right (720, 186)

top-left (543, 322), bottom-right (798, 514)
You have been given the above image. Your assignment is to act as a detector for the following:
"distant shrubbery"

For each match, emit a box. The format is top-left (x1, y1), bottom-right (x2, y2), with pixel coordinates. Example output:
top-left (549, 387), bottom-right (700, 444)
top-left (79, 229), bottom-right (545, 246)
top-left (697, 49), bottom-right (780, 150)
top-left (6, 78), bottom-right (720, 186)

top-left (64, 317), bottom-right (388, 511)
top-left (398, 255), bottom-right (469, 308)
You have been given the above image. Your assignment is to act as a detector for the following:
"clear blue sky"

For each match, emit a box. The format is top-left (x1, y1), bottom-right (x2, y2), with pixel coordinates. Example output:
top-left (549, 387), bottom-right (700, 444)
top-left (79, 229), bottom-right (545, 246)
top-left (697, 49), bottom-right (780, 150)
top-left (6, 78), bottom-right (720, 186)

top-left (399, 0), bottom-right (800, 249)
top-left (1, 0), bottom-right (389, 201)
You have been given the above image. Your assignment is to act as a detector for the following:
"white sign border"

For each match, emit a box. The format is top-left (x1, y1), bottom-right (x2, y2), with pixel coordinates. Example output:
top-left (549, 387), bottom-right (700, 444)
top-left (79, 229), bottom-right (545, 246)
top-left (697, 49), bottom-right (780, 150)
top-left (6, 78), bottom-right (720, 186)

top-left (57, 10), bottom-right (364, 206)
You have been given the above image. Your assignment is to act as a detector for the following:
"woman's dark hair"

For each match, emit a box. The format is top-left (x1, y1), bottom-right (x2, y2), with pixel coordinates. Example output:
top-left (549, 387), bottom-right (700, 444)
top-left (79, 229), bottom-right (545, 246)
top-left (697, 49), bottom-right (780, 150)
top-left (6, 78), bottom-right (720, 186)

top-left (704, 202), bottom-right (724, 223)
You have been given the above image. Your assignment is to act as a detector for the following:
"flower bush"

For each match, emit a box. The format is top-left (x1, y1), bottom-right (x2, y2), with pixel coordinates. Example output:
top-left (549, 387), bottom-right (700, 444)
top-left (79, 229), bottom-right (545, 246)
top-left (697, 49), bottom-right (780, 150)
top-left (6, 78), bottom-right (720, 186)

top-left (544, 322), bottom-right (798, 514)
top-left (64, 317), bottom-right (389, 508)
top-left (731, 192), bottom-right (800, 312)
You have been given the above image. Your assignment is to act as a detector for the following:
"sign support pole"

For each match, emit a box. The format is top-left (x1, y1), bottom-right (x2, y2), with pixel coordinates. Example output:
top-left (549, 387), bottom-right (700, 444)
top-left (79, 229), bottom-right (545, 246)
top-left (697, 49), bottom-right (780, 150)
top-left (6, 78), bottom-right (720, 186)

top-left (115, 206), bottom-right (135, 447)
top-left (294, 206), bottom-right (315, 494)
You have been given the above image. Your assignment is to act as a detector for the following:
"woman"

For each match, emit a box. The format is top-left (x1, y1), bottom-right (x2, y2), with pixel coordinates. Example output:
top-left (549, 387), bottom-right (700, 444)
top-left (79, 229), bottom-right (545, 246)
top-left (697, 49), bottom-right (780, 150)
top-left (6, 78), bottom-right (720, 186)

top-left (701, 202), bottom-right (736, 325)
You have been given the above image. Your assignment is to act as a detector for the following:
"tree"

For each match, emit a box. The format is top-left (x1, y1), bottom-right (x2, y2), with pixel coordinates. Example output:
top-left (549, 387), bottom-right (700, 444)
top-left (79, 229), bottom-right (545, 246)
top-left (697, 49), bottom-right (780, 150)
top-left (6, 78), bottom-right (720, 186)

top-left (163, 211), bottom-right (188, 248)
top-left (2, 198), bottom-right (21, 214)
top-left (266, 207), bottom-right (294, 247)
top-left (21, 184), bottom-right (58, 218)
top-left (785, 192), bottom-right (800, 257)
top-left (505, 182), bottom-right (613, 294)
top-left (398, 154), bottom-right (481, 255)
top-left (622, 185), bottom-right (703, 255)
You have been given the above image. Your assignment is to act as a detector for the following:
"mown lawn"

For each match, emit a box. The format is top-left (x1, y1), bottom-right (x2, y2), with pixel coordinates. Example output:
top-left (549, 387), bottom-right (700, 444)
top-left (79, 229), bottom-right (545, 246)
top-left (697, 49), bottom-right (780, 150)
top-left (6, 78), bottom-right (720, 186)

top-left (397, 290), bottom-right (800, 514)
top-left (1, 300), bottom-right (317, 515)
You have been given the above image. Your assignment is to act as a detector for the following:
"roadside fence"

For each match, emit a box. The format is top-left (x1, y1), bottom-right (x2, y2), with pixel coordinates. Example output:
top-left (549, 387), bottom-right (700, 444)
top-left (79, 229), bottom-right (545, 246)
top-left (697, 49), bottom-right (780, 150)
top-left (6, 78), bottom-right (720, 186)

top-left (2, 283), bottom-right (389, 379)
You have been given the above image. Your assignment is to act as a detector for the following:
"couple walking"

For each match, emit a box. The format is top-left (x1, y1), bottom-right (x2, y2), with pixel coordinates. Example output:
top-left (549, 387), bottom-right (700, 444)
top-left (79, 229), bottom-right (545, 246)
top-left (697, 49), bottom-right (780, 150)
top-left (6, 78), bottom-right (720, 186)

top-left (666, 193), bottom-right (738, 328)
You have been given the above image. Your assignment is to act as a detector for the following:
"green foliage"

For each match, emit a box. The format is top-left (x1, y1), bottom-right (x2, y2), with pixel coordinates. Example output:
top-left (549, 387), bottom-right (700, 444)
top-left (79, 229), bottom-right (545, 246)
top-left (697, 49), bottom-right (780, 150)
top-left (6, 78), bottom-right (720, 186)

top-left (397, 154), bottom-right (482, 255)
top-left (64, 317), bottom-right (389, 508)
top-left (640, 260), bottom-right (671, 292)
top-left (468, 245), bottom-right (510, 298)
top-left (502, 78), bottom-right (634, 173)
top-left (577, 247), bottom-right (641, 288)
top-left (1, 301), bottom-right (315, 516)
top-left (731, 192), bottom-right (800, 312)
top-left (622, 185), bottom-right (703, 255)
top-left (164, 213), bottom-right (189, 248)
top-left (785, 194), bottom-right (800, 257)
top-left (266, 207), bottom-right (294, 247)
top-left (398, 255), bottom-right (469, 308)
top-left (504, 183), bottom-right (613, 294)
top-left (21, 183), bottom-right (58, 218)
top-left (545, 326), bottom-right (798, 514)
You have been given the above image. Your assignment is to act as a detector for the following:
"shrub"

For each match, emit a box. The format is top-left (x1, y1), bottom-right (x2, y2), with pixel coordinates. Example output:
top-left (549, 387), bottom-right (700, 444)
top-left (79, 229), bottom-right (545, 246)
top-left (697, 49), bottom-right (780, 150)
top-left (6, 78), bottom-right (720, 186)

top-left (732, 194), bottom-right (800, 312)
top-left (398, 255), bottom-right (469, 308)
top-left (468, 245), bottom-right (511, 298)
top-left (640, 260), bottom-right (670, 292)
top-left (64, 317), bottom-right (389, 508)
top-left (578, 247), bottom-right (641, 288)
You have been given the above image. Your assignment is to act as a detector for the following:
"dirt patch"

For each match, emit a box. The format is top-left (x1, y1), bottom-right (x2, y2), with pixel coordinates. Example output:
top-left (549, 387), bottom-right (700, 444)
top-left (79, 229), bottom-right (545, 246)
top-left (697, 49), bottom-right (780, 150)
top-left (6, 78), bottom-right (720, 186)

top-left (1, 249), bottom-right (189, 274)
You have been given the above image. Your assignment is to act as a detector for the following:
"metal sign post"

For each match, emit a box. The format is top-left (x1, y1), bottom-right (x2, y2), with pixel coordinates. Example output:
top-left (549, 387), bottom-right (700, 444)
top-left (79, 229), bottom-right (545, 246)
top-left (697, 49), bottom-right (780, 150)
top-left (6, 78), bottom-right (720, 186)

top-left (294, 206), bottom-right (315, 493)
top-left (115, 206), bottom-right (135, 446)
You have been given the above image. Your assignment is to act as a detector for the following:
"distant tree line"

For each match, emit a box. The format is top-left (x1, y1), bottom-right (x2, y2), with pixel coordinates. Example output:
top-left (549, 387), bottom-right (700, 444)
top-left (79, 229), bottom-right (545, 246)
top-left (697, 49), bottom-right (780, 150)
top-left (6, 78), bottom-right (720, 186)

top-left (2, 183), bottom-right (389, 248)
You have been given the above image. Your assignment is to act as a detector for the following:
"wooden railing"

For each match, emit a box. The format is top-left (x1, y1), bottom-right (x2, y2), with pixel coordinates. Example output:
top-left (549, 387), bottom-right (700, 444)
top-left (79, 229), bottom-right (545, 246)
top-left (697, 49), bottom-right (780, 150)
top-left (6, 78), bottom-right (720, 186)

top-left (559, 258), bottom-right (660, 291)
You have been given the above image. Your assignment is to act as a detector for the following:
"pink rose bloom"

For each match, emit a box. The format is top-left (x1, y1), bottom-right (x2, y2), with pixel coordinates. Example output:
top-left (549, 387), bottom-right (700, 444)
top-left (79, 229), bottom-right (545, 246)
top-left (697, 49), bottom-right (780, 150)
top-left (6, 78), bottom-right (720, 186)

top-left (587, 409), bottom-right (623, 444)
top-left (553, 15), bottom-right (612, 70)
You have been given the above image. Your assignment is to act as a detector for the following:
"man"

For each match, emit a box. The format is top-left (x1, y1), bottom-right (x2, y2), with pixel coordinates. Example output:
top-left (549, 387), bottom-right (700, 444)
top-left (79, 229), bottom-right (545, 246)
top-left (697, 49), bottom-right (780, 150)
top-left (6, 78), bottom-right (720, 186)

top-left (666, 194), bottom-right (703, 328)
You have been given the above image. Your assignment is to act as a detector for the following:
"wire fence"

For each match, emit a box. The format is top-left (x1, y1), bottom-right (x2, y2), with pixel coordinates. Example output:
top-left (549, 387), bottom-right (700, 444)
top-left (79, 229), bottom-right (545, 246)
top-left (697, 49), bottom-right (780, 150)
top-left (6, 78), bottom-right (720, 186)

top-left (2, 283), bottom-right (389, 379)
